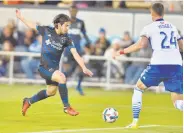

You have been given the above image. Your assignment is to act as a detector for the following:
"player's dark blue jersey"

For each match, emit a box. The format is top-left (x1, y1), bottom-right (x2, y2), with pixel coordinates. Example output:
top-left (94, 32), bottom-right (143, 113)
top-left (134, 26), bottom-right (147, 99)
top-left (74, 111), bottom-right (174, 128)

top-left (68, 18), bottom-right (90, 53)
top-left (36, 25), bottom-right (75, 69)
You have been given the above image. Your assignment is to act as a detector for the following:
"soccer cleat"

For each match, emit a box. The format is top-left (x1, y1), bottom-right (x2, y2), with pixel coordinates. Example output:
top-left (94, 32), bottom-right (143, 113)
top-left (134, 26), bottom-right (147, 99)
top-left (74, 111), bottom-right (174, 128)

top-left (64, 107), bottom-right (79, 116)
top-left (125, 122), bottom-right (138, 129)
top-left (22, 98), bottom-right (31, 116)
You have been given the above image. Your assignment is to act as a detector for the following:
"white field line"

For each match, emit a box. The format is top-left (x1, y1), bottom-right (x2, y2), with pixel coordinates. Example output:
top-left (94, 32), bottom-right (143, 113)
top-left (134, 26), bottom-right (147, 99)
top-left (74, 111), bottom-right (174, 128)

top-left (19, 125), bottom-right (182, 133)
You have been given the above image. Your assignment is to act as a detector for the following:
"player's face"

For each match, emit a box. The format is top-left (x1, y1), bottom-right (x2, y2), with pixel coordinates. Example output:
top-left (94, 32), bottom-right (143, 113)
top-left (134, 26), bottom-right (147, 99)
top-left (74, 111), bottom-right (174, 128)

top-left (99, 32), bottom-right (105, 39)
top-left (60, 21), bottom-right (70, 34)
top-left (69, 8), bottom-right (78, 19)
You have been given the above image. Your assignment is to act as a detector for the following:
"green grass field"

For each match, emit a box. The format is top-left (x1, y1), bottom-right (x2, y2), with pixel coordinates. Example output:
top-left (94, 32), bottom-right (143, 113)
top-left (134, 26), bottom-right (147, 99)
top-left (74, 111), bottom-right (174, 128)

top-left (0, 84), bottom-right (182, 133)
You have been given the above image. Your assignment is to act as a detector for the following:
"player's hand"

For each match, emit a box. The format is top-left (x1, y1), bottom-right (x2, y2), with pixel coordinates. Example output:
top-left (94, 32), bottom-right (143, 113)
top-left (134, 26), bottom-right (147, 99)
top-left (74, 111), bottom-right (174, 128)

top-left (83, 68), bottom-right (93, 77)
top-left (15, 9), bottom-right (22, 19)
top-left (112, 50), bottom-right (124, 59)
top-left (112, 51), bottom-right (120, 60)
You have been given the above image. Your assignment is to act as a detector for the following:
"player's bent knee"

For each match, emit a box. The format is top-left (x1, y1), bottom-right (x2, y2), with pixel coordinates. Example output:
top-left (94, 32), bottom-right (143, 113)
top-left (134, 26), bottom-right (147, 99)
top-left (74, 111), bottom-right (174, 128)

top-left (52, 70), bottom-right (66, 84)
top-left (47, 85), bottom-right (58, 96)
top-left (136, 79), bottom-right (147, 90)
top-left (58, 73), bottom-right (66, 84)
top-left (61, 73), bottom-right (67, 83)
top-left (171, 92), bottom-right (183, 103)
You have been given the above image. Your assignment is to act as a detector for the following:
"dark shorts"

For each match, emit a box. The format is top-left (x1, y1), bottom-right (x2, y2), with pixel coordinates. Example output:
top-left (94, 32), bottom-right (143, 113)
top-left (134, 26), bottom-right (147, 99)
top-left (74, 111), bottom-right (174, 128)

top-left (140, 65), bottom-right (183, 94)
top-left (38, 65), bottom-right (58, 86)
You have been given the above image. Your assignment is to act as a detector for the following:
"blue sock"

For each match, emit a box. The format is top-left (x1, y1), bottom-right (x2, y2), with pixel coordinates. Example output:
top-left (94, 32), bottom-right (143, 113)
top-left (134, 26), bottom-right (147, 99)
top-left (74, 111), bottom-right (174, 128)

top-left (58, 84), bottom-right (70, 107)
top-left (132, 87), bottom-right (143, 123)
top-left (29, 90), bottom-right (49, 104)
top-left (77, 72), bottom-right (83, 89)
top-left (77, 79), bottom-right (82, 89)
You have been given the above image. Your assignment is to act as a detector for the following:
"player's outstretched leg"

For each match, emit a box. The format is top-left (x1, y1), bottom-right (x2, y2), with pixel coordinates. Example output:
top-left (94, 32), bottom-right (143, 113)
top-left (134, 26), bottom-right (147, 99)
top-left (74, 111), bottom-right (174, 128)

top-left (22, 85), bottom-right (57, 116)
top-left (76, 71), bottom-right (84, 95)
top-left (126, 79), bottom-right (146, 129)
top-left (52, 70), bottom-right (79, 116)
top-left (171, 92), bottom-right (183, 111)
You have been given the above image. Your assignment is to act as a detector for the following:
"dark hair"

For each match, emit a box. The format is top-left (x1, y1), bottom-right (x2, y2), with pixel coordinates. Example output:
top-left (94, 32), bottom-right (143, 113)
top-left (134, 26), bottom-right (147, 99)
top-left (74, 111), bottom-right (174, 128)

top-left (151, 3), bottom-right (164, 16)
top-left (53, 14), bottom-right (70, 28)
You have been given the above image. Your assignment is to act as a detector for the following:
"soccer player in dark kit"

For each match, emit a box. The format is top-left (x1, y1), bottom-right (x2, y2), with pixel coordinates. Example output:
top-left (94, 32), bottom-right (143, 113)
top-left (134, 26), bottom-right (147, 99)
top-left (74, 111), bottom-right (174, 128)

top-left (63, 5), bottom-right (91, 95)
top-left (15, 9), bottom-right (93, 116)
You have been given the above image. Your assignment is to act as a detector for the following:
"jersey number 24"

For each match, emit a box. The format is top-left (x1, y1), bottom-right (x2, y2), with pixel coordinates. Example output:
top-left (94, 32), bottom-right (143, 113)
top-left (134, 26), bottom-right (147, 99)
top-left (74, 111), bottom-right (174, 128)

top-left (160, 31), bottom-right (177, 49)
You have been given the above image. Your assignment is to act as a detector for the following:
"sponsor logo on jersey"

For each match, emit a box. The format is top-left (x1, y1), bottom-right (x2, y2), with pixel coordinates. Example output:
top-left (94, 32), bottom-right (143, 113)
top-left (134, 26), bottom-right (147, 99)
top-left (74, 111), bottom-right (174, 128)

top-left (45, 39), bottom-right (63, 50)
top-left (49, 68), bottom-right (54, 72)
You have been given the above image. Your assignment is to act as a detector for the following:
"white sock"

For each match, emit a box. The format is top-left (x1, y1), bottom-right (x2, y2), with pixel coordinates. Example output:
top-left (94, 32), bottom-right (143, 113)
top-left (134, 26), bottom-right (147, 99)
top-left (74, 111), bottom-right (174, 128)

top-left (174, 100), bottom-right (183, 111)
top-left (132, 87), bottom-right (143, 123)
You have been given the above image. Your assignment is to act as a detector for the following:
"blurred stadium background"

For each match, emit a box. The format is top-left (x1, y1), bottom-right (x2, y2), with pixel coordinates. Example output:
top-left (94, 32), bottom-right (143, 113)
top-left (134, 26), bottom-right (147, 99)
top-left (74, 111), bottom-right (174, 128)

top-left (0, 0), bottom-right (183, 89)
top-left (0, 0), bottom-right (183, 133)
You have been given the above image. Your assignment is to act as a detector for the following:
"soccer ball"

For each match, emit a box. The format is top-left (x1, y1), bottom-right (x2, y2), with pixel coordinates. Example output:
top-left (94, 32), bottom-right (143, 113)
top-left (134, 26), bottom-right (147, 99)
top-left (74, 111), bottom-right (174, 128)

top-left (102, 108), bottom-right (118, 123)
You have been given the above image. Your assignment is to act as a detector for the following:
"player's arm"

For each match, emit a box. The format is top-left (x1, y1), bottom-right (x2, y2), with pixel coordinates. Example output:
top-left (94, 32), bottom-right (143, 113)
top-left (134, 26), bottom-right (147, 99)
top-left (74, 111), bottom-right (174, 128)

top-left (178, 38), bottom-right (183, 51)
top-left (81, 21), bottom-right (91, 47)
top-left (70, 48), bottom-right (93, 77)
top-left (113, 36), bottom-right (149, 58)
top-left (15, 9), bottom-right (37, 30)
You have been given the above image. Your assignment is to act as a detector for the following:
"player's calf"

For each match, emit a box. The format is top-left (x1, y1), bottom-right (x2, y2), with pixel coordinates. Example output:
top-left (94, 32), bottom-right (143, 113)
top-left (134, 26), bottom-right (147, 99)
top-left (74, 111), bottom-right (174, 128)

top-left (52, 71), bottom-right (70, 107)
top-left (46, 85), bottom-right (58, 96)
top-left (128, 79), bottom-right (147, 126)
top-left (52, 70), bottom-right (79, 116)
top-left (22, 87), bottom-right (57, 116)
top-left (29, 89), bottom-right (54, 105)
